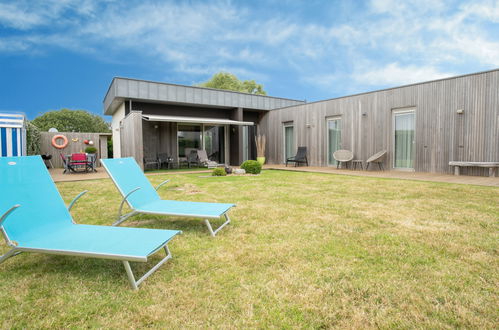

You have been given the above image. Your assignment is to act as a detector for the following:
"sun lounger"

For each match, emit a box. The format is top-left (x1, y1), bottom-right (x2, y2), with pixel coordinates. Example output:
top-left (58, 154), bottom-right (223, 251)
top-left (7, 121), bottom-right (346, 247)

top-left (101, 157), bottom-right (234, 237)
top-left (0, 156), bottom-right (180, 290)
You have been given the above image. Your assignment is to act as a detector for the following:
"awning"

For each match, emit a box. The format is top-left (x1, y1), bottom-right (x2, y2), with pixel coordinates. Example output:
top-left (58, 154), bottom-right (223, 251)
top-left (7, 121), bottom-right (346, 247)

top-left (142, 115), bottom-right (254, 126)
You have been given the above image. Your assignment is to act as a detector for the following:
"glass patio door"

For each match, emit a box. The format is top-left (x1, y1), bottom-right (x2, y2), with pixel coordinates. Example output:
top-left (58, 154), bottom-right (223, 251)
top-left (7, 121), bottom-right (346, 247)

top-left (327, 117), bottom-right (341, 166)
top-left (177, 124), bottom-right (201, 158)
top-left (283, 124), bottom-right (295, 161)
top-left (393, 110), bottom-right (415, 169)
top-left (204, 125), bottom-right (225, 163)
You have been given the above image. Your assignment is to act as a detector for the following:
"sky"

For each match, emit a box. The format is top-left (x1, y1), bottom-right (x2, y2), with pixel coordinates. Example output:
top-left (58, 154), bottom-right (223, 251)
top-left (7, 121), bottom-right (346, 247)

top-left (1, 0), bottom-right (499, 120)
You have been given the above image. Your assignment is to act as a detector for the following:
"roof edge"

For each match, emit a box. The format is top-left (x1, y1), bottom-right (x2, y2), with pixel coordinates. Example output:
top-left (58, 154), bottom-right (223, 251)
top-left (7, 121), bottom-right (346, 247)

top-left (272, 67), bottom-right (499, 111)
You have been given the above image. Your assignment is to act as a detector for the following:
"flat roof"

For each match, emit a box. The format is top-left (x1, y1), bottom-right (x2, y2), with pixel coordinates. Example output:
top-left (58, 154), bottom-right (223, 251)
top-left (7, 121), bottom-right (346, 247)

top-left (103, 77), bottom-right (305, 116)
top-left (143, 114), bottom-right (254, 126)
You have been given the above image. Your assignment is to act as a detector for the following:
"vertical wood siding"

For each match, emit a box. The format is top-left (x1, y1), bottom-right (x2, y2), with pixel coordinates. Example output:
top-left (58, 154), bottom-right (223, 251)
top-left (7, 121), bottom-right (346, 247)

top-left (260, 70), bottom-right (499, 176)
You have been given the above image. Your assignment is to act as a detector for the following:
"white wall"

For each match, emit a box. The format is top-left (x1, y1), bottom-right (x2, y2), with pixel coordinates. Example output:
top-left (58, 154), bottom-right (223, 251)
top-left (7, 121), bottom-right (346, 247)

top-left (111, 103), bottom-right (125, 158)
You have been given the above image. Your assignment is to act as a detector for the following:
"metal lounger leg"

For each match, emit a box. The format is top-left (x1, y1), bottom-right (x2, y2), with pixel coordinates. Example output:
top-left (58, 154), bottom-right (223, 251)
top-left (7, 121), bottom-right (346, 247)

top-left (113, 211), bottom-right (138, 226)
top-left (122, 245), bottom-right (172, 290)
top-left (204, 213), bottom-right (231, 237)
top-left (0, 248), bottom-right (22, 265)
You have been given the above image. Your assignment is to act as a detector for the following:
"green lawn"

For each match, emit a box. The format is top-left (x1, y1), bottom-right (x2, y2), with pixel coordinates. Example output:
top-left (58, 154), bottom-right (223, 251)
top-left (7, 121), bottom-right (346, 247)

top-left (0, 170), bottom-right (497, 328)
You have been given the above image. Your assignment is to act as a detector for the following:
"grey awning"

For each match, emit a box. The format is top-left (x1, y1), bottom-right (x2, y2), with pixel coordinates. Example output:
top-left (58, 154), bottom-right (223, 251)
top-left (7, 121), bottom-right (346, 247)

top-left (142, 114), bottom-right (254, 126)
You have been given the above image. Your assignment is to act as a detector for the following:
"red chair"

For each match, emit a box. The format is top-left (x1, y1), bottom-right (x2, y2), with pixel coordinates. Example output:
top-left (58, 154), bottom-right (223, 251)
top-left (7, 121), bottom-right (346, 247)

top-left (69, 153), bottom-right (90, 172)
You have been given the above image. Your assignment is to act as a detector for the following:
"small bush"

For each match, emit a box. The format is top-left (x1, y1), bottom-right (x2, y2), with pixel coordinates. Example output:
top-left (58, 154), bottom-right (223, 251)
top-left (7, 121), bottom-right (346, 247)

top-left (212, 167), bottom-right (227, 176)
top-left (85, 146), bottom-right (97, 154)
top-left (240, 160), bottom-right (262, 174)
top-left (26, 121), bottom-right (41, 155)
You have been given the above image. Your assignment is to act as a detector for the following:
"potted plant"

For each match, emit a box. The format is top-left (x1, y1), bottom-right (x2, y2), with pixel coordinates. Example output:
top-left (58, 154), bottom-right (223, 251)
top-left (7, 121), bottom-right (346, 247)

top-left (85, 146), bottom-right (97, 154)
top-left (255, 134), bottom-right (266, 165)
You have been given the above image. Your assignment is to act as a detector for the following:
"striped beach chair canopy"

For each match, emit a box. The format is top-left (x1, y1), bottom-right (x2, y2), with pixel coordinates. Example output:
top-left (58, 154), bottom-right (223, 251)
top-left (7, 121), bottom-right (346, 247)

top-left (0, 113), bottom-right (26, 157)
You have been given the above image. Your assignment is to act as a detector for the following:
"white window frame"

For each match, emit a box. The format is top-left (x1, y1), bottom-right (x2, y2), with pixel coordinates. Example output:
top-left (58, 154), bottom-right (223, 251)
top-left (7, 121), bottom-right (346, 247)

top-left (392, 108), bottom-right (416, 171)
top-left (283, 122), bottom-right (295, 164)
top-left (326, 116), bottom-right (342, 167)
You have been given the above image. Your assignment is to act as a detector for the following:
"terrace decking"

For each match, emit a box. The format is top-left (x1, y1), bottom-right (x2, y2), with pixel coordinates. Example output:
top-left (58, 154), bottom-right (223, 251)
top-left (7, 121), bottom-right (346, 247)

top-left (48, 166), bottom-right (499, 187)
top-left (264, 165), bottom-right (499, 187)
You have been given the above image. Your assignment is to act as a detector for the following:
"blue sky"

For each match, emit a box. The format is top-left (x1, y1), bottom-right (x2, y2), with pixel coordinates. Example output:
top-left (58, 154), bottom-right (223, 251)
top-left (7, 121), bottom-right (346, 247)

top-left (1, 0), bottom-right (499, 120)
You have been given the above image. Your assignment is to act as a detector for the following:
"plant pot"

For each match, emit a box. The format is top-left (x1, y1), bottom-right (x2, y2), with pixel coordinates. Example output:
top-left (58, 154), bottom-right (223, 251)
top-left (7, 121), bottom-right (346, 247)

top-left (257, 157), bottom-right (266, 165)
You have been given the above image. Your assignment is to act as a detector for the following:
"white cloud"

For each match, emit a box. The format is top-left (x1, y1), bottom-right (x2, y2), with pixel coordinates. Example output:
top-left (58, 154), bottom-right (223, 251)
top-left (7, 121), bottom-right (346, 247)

top-left (354, 63), bottom-right (455, 86)
top-left (0, 0), bottom-right (498, 93)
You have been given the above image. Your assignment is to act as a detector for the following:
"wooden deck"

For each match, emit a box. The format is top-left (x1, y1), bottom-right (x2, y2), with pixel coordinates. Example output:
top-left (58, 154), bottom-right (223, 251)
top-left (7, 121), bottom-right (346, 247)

top-left (49, 165), bottom-right (499, 187)
top-left (49, 168), bottom-right (211, 182)
top-left (265, 165), bottom-right (499, 187)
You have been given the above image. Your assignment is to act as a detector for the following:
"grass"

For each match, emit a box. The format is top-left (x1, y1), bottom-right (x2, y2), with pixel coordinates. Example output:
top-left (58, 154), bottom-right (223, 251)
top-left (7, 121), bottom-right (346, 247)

top-left (0, 170), bottom-right (497, 328)
top-left (144, 167), bottom-right (210, 173)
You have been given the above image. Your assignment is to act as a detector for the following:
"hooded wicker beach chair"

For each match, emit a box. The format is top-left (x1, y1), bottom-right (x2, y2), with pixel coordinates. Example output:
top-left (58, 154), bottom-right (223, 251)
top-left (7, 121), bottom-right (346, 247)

top-left (101, 157), bottom-right (234, 237)
top-left (0, 156), bottom-right (180, 290)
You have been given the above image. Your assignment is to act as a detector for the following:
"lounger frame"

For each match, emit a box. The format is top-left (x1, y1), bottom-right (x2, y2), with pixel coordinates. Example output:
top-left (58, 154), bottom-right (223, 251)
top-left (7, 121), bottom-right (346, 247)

top-left (103, 162), bottom-right (232, 237)
top-left (0, 194), bottom-right (176, 290)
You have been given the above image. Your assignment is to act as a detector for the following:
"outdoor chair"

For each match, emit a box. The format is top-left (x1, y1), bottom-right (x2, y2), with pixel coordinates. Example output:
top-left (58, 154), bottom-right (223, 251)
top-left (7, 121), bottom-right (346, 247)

top-left (70, 153), bottom-right (91, 172)
top-left (87, 153), bottom-right (97, 172)
top-left (158, 153), bottom-right (174, 169)
top-left (332, 149), bottom-right (354, 169)
top-left (286, 146), bottom-right (308, 167)
top-left (197, 150), bottom-right (219, 169)
top-left (60, 153), bottom-right (72, 173)
top-left (180, 150), bottom-right (199, 168)
top-left (366, 150), bottom-right (387, 170)
top-left (0, 156), bottom-right (180, 290)
top-left (143, 157), bottom-right (160, 170)
top-left (101, 157), bottom-right (234, 237)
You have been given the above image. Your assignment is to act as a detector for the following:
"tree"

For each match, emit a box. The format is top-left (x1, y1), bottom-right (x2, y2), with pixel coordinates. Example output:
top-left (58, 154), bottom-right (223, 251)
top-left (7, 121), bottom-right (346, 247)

top-left (198, 72), bottom-right (267, 95)
top-left (25, 121), bottom-right (41, 155)
top-left (32, 109), bottom-right (110, 133)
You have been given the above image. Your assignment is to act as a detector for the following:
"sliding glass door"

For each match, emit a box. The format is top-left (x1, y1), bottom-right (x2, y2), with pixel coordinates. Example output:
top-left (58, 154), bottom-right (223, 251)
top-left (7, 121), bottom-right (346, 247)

top-left (204, 125), bottom-right (225, 163)
top-left (327, 117), bottom-right (341, 166)
top-left (283, 123), bottom-right (295, 161)
top-left (177, 124), bottom-right (202, 158)
top-left (177, 124), bottom-right (227, 164)
top-left (393, 110), bottom-right (415, 169)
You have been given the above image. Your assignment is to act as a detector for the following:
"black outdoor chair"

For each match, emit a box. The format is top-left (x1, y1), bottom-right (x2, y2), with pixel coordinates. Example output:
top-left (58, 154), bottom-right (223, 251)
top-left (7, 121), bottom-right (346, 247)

top-left (143, 157), bottom-right (160, 170)
top-left (286, 146), bottom-right (309, 167)
top-left (179, 150), bottom-right (199, 168)
top-left (158, 153), bottom-right (174, 169)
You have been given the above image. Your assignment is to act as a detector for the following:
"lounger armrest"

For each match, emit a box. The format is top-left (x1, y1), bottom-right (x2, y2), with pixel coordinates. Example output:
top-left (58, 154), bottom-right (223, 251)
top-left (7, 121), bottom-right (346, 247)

top-left (68, 190), bottom-right (89, 211)
top-left (118, 187), bottom-right (141, 217)
top-left (0, 204), bottom-right (20, 227)
top-left (155, 179), bottom-right (170, 191)
top-left (0, 204), bottom-right (20, 246)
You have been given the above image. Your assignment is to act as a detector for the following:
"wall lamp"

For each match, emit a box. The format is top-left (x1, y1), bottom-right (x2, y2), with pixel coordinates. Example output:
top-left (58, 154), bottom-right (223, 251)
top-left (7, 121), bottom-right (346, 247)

top-left (456, 109), bottom-right (464, 114)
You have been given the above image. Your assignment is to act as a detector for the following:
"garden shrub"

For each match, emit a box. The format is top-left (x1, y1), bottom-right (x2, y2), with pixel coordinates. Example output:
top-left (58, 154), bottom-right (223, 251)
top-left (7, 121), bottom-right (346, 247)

top-left (240, 160), bottom-right (262, 174)
top-left (212, 167), bottom-right (227, 176)
top-left (85, 146), bottom-right (97, 154)
top-left (26, 121), bottom-right (41, 155)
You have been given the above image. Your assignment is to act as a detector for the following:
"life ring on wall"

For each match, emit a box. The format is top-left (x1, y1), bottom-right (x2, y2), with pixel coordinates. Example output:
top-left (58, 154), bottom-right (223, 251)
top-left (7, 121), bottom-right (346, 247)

top-left (52, 135), bottom-right (69, 149)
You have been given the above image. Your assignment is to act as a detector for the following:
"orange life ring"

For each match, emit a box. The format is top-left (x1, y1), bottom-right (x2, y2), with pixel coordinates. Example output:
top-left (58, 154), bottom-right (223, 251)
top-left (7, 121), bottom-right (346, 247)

top-left (52, 135), bottom-right (68, 149)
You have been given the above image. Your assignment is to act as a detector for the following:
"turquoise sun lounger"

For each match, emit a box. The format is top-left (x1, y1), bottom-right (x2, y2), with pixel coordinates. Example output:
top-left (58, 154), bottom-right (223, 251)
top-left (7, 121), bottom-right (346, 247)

top-left (0, 156), bottom-right (180, 289)
top-left (101, 158), bottom-right (234, 237)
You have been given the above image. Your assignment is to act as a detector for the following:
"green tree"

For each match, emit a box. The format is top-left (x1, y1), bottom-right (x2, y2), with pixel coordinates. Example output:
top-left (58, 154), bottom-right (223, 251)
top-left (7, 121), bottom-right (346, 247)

top-left (198, 72), bottom-right (267, 95)
top-left (32, 109), bottom-right (110, 133)
top-left (25, 121), bottom-right (41, 155)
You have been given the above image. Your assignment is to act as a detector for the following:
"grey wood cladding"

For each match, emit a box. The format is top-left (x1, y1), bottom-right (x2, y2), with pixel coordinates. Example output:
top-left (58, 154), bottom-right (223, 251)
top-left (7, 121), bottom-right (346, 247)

top-left (260, 69), bottom-right (499, 176)
top-left (120, 111), bottom-right (144, 169)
